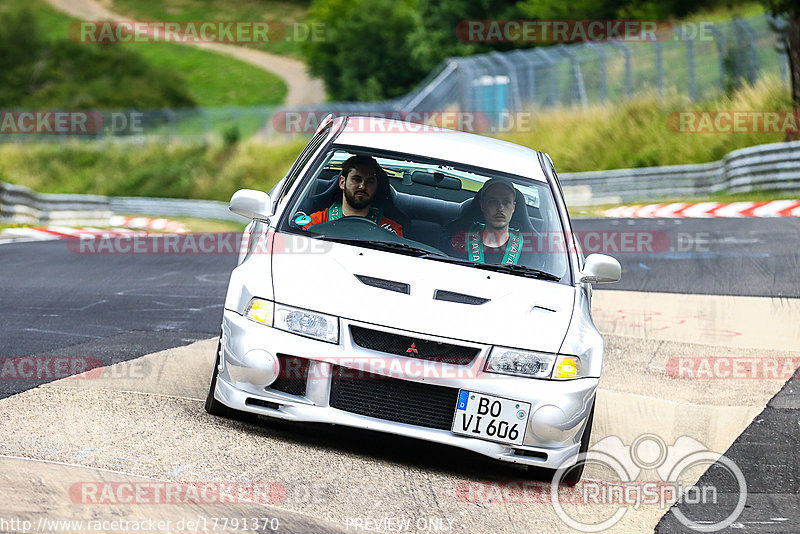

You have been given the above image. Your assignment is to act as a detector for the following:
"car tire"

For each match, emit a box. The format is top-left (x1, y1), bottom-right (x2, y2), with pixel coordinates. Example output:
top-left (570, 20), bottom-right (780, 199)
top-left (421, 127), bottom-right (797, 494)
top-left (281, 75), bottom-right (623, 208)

top-left (204, 336), bottom-right (237, 418)
top-left (527, 402), bottom-right (595, 486)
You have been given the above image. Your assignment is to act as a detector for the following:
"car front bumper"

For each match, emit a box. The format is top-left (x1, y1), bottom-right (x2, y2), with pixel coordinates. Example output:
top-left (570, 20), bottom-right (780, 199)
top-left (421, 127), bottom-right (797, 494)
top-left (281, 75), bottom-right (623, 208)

top-left (214, 309), bottom-right (598, 470)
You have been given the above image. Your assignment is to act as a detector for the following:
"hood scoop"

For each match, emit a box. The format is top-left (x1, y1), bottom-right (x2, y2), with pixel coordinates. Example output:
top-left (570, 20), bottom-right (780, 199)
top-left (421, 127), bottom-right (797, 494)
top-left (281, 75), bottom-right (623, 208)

top-left (433, 290), bottom-right (490, 306)
top-left (354, 274), bottom-right (410, 294)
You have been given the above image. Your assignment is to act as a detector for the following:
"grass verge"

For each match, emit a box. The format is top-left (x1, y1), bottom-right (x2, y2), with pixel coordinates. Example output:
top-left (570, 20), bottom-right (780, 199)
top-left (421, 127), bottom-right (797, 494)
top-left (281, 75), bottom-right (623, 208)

top-left (109, 0), bottom-right (309, 58)
top-left (2, 0), bottom-right (287, 107)
top-left (0, 137), bottom-right (308, 201)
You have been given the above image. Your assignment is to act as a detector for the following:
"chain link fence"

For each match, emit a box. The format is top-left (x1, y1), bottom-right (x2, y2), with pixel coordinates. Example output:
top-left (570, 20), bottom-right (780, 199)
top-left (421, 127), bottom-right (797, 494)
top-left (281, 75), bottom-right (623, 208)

top-left (394, 14), bottom-right (789, 118)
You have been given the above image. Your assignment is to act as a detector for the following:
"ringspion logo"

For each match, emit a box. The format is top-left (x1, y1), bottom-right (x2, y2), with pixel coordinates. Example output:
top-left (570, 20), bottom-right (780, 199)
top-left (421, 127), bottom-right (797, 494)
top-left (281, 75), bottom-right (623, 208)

top-left (457, 434), bottom-right (747, 532)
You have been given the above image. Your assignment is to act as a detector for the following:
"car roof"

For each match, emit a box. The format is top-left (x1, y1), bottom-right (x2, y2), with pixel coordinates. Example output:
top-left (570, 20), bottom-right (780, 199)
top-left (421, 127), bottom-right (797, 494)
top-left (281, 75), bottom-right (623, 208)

top-left (332, 116), bottom-right (549, 183)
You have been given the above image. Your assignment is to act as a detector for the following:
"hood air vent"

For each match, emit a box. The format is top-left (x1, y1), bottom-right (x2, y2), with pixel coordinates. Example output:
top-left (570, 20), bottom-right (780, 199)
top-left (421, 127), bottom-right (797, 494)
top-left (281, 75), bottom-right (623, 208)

top-left (355, 274), bottom-right (410, 294)
top-left (433, 290), bottom-right (489, 305)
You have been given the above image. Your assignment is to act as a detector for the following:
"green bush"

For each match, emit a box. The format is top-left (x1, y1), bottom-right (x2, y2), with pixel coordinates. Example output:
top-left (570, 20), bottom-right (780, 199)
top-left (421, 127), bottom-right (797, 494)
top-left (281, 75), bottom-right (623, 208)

top-left (0, 8), bottom-right (195, 109)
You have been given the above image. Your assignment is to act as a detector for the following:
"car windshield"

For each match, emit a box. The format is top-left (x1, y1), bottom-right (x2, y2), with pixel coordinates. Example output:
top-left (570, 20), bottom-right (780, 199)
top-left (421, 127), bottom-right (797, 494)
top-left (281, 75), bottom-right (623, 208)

top-left (280, 147), bottom-right (570, 283)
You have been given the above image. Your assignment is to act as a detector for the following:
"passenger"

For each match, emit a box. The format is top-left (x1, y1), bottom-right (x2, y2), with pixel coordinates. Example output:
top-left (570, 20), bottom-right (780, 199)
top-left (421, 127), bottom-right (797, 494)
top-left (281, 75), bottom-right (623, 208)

top-left (303, 155), bottom-right (403, 236)
top-left (451, 179), bottom-right (528, 265)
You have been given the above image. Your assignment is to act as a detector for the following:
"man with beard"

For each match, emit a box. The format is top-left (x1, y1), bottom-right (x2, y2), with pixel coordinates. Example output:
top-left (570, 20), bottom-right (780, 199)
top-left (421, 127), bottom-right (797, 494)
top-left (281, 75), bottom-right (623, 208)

top-left (303, 155), bottom-right (404, 236)
top-left (448, 179), bottom-right (527, 265)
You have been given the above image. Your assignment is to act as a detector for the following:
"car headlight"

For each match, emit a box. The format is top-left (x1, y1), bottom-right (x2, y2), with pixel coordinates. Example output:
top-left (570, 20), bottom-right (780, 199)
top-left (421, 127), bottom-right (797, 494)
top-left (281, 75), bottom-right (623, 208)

top-left (485, 347), bottom-right (582, 379)
top-left (275, 303), bottom-right (339, 343)
top-left (244, 299), bottom-right (339, 344)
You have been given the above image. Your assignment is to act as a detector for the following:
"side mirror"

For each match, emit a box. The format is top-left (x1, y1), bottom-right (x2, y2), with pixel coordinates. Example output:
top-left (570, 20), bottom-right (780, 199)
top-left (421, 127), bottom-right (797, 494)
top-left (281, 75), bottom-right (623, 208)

top-left (230, 189), bottom-right (273, 221)
top-left (579, 254), bottom-right (621, 284)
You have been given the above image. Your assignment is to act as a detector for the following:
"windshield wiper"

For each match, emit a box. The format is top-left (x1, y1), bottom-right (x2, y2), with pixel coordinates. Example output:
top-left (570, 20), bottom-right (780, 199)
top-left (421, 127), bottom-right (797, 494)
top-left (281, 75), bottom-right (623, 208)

top-left (313, 236), bottom-right (446, 257)
top-left (484, 263), bottom-right (561, 281)
top-left (421, 255), bottom-right (561, 281)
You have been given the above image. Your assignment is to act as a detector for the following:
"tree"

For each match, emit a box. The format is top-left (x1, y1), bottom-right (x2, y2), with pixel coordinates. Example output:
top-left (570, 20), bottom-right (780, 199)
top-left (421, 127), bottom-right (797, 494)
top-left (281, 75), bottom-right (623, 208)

top-left (408, 0), bottom-right (521, 74)
top-left (763, 0), bottom-right (800, 140)
top-left (303, 0), bottom-right (427, 101)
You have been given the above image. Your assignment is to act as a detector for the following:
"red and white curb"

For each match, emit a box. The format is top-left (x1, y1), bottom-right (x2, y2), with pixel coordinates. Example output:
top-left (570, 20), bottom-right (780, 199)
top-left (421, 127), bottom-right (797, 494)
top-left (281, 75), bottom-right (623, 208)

top-left (109, 216), bottom-right (189, 233)
top-left (605, 200), bottom-right (800, 218)
top-left (0, 217), bottom-right (189, 243)
top-left (0, 226), bottom-right (149, 243)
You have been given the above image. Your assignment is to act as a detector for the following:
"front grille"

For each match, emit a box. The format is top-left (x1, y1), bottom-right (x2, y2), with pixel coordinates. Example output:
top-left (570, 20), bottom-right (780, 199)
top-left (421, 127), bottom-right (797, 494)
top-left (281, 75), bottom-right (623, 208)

top-left (329, 366), bottom-right (459, 430)
top-left (350, 325), bottom-right (479, 365)
top-left (267, 355), bottom-right (309, 396)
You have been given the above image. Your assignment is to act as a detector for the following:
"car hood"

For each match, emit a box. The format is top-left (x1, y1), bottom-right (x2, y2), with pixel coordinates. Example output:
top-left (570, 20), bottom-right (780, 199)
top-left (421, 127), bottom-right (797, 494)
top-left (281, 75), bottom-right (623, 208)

top-left (271, 237), bottom-right (575, 352)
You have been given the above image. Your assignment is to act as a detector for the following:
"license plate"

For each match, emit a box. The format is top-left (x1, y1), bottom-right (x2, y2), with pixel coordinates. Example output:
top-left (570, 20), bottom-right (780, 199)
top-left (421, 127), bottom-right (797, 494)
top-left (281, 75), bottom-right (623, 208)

top-left (451, 390), bottom-right (530, 445)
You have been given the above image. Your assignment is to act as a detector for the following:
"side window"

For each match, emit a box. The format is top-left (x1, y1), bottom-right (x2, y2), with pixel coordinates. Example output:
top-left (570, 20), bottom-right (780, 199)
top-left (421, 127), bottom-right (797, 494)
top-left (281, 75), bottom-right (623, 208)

top-left (278, 127), bottom-right (331, 205)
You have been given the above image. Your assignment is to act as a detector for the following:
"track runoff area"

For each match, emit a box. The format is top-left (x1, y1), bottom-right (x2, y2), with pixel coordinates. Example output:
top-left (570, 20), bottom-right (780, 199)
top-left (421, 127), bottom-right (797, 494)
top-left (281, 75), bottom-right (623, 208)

top-left (0, 217), bottom-right (798, 533)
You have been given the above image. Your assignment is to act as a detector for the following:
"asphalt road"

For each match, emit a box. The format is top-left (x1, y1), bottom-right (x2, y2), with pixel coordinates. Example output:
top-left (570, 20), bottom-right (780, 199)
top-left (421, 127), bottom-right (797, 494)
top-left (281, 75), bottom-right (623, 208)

top-left (2, 217), bottom-right (797, 395)
top-left (571, 217), bottom-right (800, 298)
top-left (0, 239), bottom-right (236, 399)
top-left (1, 217), bottom-right (798, 532)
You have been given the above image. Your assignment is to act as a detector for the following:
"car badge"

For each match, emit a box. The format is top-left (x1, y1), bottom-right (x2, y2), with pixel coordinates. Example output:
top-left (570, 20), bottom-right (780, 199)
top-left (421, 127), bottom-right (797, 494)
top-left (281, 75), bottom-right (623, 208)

top-left (406, 343), bottom-right (419, 354)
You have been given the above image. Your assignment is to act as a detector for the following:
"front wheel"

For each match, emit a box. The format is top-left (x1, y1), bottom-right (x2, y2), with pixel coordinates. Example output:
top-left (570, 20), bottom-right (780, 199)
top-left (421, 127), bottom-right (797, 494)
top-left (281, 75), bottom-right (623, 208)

top-left (527, 402), bottom-right (595, 485)
top-left (204, 336), bottom-right (237, 418)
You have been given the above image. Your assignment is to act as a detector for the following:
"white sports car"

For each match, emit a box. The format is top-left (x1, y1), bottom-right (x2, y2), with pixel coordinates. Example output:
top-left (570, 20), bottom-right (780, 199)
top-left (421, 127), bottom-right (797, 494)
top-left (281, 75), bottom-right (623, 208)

top-left (205, 115), bottom-right (620, 482)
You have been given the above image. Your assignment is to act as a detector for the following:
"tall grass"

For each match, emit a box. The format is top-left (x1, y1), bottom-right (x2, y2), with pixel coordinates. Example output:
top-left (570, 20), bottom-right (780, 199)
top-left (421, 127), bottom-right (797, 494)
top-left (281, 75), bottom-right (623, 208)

top-left (500, 77), bottom-right (792, 172)
top-left (0, 138), bottom-right (308, 201)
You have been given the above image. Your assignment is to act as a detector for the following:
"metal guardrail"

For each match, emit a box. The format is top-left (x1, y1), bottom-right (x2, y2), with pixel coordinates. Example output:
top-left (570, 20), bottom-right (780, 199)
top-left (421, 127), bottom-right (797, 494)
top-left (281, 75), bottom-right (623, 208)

top-left (2, 141), bottom-right (799, 224)
top-left (0, 182), bottom-right (239, 226)
top-left (108, 197), bottom-right (239, 222)
top-left (559, 140), bottom-right (800, 205)
top-left (0, 181), bottom-right (112, 226)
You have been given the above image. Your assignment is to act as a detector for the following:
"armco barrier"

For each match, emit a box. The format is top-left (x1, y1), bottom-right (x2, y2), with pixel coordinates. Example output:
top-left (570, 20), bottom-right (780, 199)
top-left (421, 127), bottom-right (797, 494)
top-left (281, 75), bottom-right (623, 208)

top-left (108, 197), bottom-right (239, 222)
top-left (2, 141), bottom-right (799, 222)
top-left (0, 183), bottom-right (240, 226)
top-left (0, 182), bottom-right (112, 226)
top-left (559, 140), bottom-right (800, 204)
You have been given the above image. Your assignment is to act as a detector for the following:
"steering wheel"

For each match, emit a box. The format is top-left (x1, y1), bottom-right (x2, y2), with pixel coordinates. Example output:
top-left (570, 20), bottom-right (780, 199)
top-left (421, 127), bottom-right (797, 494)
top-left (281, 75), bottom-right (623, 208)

top-left (335, 216), bottom-right (378, 226)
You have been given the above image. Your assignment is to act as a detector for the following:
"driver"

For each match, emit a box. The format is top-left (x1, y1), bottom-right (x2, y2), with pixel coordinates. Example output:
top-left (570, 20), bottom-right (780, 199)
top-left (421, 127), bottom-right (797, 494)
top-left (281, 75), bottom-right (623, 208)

top-left (303, 155), bottom-right (404, 236)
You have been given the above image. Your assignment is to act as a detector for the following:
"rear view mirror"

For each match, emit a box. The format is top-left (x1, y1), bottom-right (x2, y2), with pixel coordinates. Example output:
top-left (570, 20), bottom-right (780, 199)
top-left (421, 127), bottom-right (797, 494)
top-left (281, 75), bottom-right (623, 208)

top-left (579, 254), bottom-right (621, 284)
top-left (230, 189), bottom-right (273, 221)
